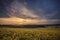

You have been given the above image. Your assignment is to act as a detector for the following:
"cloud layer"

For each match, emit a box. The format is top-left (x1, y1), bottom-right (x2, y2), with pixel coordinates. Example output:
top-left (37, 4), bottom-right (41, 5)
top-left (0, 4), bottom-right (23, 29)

top-left (0, 0), bottom-right (60, 25)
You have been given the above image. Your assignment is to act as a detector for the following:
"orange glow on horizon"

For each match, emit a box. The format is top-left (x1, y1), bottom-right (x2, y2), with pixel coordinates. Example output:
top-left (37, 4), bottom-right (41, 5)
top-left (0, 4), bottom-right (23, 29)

top-left (0, 17), bottom-right (60, 25)
top-left (0, 17), bottom-right (40, 25)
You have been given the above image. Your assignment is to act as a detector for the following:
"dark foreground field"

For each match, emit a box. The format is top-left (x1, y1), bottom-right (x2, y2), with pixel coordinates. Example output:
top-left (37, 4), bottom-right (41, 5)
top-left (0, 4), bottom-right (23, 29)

top-left (0, 27), bottom-right (60, 40)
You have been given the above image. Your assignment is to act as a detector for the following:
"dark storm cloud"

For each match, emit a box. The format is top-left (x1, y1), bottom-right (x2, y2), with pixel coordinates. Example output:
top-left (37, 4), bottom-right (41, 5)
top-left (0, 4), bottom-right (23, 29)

top-left (0, 0), bottom-right (60, 19)
top-left (0, 0), bottom-right (14, 17)
top-left (24, 0), bottom-right (60, 19)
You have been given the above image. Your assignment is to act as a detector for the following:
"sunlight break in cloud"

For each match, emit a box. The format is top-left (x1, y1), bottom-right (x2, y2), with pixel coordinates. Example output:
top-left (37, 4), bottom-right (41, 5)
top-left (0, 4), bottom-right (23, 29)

top-left (0, 17), bottom-right (60, 25)
top-left (0, 0), bottom-right (42, 25)
top-left (0, 17), bottom-right (47, 25)
top-left (0, 0), bottom-right (60, 25)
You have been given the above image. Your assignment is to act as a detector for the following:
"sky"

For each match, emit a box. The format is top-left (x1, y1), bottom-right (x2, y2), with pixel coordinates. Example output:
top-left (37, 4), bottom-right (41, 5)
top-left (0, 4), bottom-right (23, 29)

top-left (0, 0), bottom-right (60, 25)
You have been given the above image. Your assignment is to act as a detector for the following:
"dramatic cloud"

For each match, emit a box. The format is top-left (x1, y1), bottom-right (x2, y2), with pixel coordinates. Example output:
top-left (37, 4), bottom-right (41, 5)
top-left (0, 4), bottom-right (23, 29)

top-left (0, 0), bottom-right (60, 25)
top-left (6, 0), bottom-right (40, 19)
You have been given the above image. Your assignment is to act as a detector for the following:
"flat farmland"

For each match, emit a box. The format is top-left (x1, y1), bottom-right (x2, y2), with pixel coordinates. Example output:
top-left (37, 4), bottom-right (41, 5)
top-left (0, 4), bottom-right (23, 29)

top-left (0, 27), bottom-right (60, 40)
